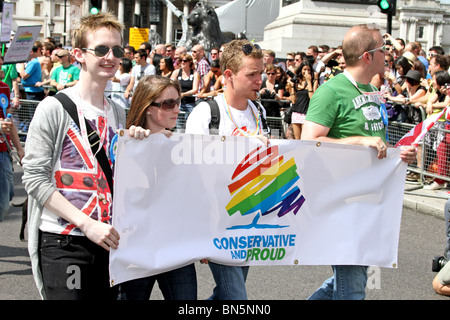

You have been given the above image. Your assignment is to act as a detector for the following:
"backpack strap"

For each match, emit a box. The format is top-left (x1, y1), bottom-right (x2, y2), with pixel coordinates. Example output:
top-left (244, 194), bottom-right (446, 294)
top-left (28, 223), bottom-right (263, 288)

top-left (252, 100), bottom-right (269, 132)
top-left (207, 99), bottom-right (220, 135)
top-left (54, 92), bottom-right (114, 196)
top-left (207, 98), bottom-right (269, 135)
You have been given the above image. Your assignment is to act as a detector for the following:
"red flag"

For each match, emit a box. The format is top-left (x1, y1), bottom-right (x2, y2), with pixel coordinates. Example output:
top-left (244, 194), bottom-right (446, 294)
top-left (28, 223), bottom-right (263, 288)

top-left (395, 107), bottom-right (448, 148)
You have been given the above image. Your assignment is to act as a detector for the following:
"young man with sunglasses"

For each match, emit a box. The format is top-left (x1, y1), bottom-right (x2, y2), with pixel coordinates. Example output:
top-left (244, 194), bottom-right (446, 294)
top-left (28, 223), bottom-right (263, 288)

top-left (185, 39), bottom-right (268, 300)
top-left (302, 25), bottom-right (416, 300)
top-left (22, 12), bottom-right (127, 300)
top-left (49, 50), bottom-right (80, 92)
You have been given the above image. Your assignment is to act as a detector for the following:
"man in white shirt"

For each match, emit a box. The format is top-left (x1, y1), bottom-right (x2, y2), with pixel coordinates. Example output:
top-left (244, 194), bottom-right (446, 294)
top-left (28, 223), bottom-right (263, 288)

top-left (306, 45), bottom-right (326, 85)
top-left (185, 39), bottom-right (269, 300)
top-left (124, 48), bottom-right (156, 99)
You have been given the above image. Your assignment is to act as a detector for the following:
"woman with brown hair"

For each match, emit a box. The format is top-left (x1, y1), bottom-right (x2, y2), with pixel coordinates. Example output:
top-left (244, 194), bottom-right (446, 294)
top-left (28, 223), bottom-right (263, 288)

top-left (170, 53), bottom-right (200, 130)
top-left (120, 75), bottom-right (198, 299)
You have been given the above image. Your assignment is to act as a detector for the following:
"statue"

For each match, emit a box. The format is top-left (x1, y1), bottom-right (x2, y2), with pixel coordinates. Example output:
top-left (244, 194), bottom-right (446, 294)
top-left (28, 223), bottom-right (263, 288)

top-left (184, 1), bottom-right (233, 52)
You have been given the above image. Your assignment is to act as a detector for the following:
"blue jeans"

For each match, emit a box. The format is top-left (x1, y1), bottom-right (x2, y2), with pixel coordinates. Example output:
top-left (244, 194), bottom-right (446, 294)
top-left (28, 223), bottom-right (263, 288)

top-left (117, 264), bottom-right (197, 300)
top-left (177, 103), bottom-right (195, 132)
top-left (208, 262), bottom-right (249, 300)
top-left (0, 152), bottom-right (13, 222)
top-left (308, 265), bottom-right (368, 300)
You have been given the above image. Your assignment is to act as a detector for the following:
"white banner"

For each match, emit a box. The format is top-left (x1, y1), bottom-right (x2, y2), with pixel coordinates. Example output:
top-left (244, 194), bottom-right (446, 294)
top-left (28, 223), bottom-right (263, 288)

top-left (109, 132), bottom-right (407, 286)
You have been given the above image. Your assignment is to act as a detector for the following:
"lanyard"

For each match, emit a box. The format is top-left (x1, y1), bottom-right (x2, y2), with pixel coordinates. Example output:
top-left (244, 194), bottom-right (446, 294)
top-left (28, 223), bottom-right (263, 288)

top-left (343, 70), bottom-right (389, 141)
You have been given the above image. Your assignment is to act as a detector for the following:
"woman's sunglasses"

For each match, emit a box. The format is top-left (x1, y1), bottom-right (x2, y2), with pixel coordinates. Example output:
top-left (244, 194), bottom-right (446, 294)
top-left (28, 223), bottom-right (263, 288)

top-left (83, 45), bottom-right (125, 58)
top-left (149, 98), bottom-right (181, 111)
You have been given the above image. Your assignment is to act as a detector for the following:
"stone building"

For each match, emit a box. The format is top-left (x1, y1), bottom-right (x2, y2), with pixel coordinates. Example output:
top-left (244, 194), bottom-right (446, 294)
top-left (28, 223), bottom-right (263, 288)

top-left (260, 0), bottom-right (450, 56)
top-left (5, 0), bottom-right (450, 56)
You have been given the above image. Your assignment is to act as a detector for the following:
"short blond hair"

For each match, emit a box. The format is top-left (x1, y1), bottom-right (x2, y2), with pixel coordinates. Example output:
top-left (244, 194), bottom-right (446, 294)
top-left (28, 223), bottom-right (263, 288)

top-left (71, 12), bottom-right (124, 50)
top-left (220, 40), bottom-right (263, 74)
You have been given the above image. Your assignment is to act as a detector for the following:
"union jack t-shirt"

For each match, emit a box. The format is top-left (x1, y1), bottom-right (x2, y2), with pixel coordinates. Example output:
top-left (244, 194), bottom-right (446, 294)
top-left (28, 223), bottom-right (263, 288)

top-left (39, 99), bottom-right (118, 236)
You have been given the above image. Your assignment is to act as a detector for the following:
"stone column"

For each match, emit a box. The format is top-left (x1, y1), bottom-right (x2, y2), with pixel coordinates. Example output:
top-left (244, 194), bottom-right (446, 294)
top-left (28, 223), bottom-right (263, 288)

top-left (118, 0), bottom-right (125, 25)
top-left (427, 19), bottom-right (436, 50)
top-left (408, 18), bottom-right (418, 43)
top-left (166, 1), bottom-right (173, 43)
top-left (399, 15), bottom-right (408, 41)
top-left (101, 0), bottom-right (107, 12)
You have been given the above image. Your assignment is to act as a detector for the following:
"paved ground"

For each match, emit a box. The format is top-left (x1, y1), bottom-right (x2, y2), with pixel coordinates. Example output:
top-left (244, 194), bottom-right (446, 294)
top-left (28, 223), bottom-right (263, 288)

top-left (1, 158), bottom-right (450, 301)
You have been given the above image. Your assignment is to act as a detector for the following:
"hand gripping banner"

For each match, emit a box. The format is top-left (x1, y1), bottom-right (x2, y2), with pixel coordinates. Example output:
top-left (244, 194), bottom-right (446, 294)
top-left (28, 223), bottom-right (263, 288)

top-left (109, 132), bottom-right (407, 287)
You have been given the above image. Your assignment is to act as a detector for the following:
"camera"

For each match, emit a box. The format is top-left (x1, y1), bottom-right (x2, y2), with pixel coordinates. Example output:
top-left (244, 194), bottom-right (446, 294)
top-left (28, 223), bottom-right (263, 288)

top-left (432, 255), bottom-right (448, 272)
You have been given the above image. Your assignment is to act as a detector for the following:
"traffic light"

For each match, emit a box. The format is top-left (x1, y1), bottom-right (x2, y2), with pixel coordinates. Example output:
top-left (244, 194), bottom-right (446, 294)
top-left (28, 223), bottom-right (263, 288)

top-left (377, 0), bottom-right (396, 16)
top-left (89, 0), bottom-right (101, 14)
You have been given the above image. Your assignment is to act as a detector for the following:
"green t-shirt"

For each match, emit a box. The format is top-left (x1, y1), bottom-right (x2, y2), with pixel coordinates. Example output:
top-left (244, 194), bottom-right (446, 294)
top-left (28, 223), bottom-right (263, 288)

top-left (305, 72), bottom-right (386, 142)
top-left (51, 64), bottom-right (80, 86)
top-left (1, 64), bottom-right (18, 90)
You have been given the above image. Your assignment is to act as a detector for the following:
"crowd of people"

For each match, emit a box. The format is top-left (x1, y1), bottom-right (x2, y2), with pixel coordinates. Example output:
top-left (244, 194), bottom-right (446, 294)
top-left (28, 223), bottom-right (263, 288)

top-left (0, 10), bottom-right (449, 300)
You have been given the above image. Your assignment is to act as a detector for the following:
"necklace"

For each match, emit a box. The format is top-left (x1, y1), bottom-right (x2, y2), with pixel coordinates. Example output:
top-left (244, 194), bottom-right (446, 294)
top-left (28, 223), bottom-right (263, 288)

top-left (222, 93), bottom-right (261, 137)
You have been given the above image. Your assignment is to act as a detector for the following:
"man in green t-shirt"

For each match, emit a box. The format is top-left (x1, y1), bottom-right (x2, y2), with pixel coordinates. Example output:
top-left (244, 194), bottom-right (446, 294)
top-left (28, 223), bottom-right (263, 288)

top-left (302, 24), bottom-right (417, 300)
top-left (50, 50), bottom-right (80, 91)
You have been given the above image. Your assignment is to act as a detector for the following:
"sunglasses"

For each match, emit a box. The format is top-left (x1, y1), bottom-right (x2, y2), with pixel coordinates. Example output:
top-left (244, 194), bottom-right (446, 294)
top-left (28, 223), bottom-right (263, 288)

top-left (242, 43), bottom-right (261, 55)
top-left (358, 44), bottom-right (386, 60)
top-left (149, 98), bottom-right (181, 111)
top-left (267, 72), bottom-right (276, 75)
top-left (83, 45), bottom-right (125, 58)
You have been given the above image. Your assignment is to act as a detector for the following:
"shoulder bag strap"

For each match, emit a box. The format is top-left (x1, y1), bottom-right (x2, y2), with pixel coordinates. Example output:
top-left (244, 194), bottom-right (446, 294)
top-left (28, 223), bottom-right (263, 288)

top-left (54, 92), bottom-right (114, 196)
top-left (207, 99), bottom-right (220, 135)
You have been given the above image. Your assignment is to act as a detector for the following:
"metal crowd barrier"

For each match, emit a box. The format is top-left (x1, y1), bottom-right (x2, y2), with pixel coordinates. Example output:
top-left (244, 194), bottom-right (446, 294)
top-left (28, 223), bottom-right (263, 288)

top-left (10, 98), bottom-right (450, 198)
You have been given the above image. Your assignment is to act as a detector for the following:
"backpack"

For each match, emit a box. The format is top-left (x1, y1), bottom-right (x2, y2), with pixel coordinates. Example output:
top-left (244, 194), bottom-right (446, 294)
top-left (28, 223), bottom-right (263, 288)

top-left (205, 99), bottom-right (269, 135)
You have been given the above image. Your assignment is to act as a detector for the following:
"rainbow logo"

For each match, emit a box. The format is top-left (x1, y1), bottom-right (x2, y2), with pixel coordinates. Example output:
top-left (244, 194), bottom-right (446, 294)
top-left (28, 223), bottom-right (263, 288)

top-left (16, 32), bottom-right (33, 43)
top-left (225, 145), bottom-right (305, 230)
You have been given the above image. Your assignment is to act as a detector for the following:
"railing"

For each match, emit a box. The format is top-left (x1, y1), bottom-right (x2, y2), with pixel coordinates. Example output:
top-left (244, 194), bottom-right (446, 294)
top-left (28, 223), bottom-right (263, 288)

top-left (8, 97), bottom-right (450, 199)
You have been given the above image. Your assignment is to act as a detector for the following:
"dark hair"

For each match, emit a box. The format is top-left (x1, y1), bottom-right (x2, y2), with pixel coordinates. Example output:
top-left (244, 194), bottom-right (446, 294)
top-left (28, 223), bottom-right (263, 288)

top-left (394, 56), bottom-right (412, 76)
top-left (136, 48), bottom-right (147, 59)
top-left (140, 41), bottom-right (152, 52)
top-left (161, 56), bottom-right (174, 72)
top-left (413, 59), bottom-right (426, 78)
top-left (120, 57), bottom-right (132, 73)
top-left (431, 54), bottom-right (449, 71)
top-left (434, 70), bottom-right (450, 87)
top-left (124, 45), bottom-right (136, 54)
top-left (210, 59), bottom-right (220, 69)
top-left (295, 60), bottom-right (315, 81)
top-left (429, 46), bottom-right (445, 55)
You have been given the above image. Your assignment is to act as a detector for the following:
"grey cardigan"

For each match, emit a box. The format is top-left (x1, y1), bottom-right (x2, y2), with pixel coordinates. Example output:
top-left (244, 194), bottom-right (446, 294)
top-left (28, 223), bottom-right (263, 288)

top-left (22, 85), bottom-right (126, 299)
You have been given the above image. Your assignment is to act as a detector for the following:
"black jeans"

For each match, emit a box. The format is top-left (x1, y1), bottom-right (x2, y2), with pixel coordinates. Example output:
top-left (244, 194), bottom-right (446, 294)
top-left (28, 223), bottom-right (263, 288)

top-left (39, 231), bottom-right (117, 300)
top-left (117, 264), bottom-right (197, 300)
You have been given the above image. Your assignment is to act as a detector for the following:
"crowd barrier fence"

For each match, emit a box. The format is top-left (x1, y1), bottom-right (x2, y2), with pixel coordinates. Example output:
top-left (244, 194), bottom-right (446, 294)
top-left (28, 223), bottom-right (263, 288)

top-left (8, 97), bottom-right (450, 199)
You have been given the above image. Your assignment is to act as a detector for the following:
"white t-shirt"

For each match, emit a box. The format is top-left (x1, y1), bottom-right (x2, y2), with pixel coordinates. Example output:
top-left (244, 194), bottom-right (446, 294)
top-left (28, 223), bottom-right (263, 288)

top-left (111, 71), bottom-right (131, 109)
top-left (131, 63), bottom-right (156, 90)
top-left (185, 93), bottom-right (266, 136)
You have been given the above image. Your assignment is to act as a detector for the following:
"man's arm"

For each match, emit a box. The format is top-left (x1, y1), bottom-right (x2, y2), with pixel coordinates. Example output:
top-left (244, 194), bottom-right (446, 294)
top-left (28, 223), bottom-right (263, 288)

top-left (43, 191), bottom-right (119, 251)
top-left (22, 99), bottom-right (119, 251)
top-left (17, 63), bottom-right (30, 80)
top-left (301, 120), bottom-right (388, 159)
top-left (124, 76), bottom-right (135, 98)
